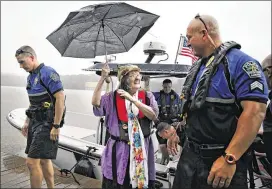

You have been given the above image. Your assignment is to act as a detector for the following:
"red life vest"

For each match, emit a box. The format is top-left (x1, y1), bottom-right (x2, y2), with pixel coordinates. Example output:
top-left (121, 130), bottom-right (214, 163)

top-left (115, 90), bottom-right (146, 122)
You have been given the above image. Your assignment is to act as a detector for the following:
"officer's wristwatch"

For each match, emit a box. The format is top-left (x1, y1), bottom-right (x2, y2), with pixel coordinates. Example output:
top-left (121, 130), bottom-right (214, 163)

top-left (52, 123), bottom-right (60, 129)
top-left (222, 152), bottom-right (237, 165)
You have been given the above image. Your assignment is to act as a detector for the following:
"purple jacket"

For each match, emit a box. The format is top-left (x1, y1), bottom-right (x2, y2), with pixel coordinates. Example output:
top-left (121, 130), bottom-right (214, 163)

top-left (93, 91), bottom-right (159, 185)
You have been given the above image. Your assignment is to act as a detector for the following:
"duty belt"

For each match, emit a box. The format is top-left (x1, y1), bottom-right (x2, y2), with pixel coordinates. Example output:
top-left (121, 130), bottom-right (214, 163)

top-left (186, 138), bottom-right (226, 158)
top-left (26, 102), bottom-right (53, 122)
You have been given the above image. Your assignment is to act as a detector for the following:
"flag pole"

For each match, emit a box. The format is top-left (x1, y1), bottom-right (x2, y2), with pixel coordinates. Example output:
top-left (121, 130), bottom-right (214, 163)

top-left (174, 34), bottom-right (183, 64)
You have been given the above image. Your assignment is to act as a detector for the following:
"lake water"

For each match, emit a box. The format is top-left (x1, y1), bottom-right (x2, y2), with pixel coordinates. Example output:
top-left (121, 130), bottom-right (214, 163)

top-left (1, 86), bottom-right (102, 154)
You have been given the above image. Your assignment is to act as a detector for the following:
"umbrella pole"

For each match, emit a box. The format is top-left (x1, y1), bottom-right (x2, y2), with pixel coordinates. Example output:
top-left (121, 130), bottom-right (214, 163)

top-left (102, 21), bottom-right (111, 92)
top-left (102, 21), bottom-right (108, 64)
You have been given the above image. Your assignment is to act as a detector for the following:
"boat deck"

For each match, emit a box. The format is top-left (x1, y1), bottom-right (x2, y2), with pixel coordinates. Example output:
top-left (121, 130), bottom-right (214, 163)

top-left (1, 151), bottom-right (102, 188)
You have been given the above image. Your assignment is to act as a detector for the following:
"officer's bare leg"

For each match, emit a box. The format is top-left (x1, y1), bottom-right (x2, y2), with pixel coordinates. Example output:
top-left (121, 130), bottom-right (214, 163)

top-left (26, 157), bottom-right (43, 188)
top-left (40, 159), bottom-right (54, 188)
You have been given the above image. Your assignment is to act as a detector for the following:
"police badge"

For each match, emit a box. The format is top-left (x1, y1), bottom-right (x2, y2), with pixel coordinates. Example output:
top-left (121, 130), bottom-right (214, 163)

top-left (34, 76), bottom-right (39, 86)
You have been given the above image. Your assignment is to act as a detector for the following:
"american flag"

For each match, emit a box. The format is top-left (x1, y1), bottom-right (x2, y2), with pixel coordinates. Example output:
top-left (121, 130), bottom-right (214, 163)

top-left (178, 36), bottom-right (198, 63)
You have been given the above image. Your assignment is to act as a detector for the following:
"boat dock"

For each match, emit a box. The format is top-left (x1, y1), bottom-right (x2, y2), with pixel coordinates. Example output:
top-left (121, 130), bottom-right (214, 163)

top-left (1, 151), bottom-right (102, 188)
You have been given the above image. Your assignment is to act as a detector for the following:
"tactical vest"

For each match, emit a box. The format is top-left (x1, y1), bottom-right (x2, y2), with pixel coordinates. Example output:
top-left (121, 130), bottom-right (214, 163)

top-left (113, 90), bottom-right (152, 142)
top-left (180, 41), bottom-right (241, 114)
top-left (158, 90), bottom-right (181, 122)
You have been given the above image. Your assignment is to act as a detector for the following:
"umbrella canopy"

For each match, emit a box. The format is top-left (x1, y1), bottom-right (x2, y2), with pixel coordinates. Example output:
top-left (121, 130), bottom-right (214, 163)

top-left (46, 2), bottom-right (159, 59)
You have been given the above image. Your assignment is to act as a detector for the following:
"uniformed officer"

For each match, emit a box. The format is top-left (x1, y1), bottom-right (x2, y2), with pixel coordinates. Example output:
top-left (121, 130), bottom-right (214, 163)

top-left (153, 79), bottom-right (183, 164)
top-left (15, 45), bottom-right (65, 188)
top-left (168, 14), bottom-right (269, 189)
top-left (261, 54), bottom-right (272, 176)
top-left (156, 121), bottom-right (185, 146)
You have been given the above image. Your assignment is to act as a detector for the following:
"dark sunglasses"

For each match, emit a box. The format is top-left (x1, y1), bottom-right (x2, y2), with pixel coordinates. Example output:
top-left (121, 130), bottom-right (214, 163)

top-left (195, 13), bottom-right (209, 32)
top-left (15, 49), bottom-right (34, 57)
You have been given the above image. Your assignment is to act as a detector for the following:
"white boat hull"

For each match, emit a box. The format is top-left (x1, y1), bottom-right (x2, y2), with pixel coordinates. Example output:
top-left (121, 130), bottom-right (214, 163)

top-left (6, 108), bottom-right (176, 188)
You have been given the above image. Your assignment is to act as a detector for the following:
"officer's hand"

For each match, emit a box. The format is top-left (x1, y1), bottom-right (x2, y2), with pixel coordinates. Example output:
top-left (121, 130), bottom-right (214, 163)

top-left (207, 156), bottom-right (236, 188)
top-left (171, 121), bottom-right (185, 129)
top-left (22, 123), bottom-right (29, 137)
top-left (50, 128), bottom-right (60, 141)
top-left (167, 135), bottom-right (179, 156)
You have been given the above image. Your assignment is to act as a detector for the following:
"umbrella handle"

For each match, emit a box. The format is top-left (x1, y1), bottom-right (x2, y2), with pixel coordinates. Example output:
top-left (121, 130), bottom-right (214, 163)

top-left (106, 82), bottom-right (110, 92)
top-left (105, 76), bottom-right (110, 84)
top-left (104, 62), bottom-right (110, 84)
top-left (105, 76), bottom-right (113, 93)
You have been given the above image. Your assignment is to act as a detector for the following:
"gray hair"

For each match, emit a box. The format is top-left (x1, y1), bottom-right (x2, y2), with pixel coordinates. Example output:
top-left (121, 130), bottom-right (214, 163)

top-left (197, 14), bottom-right (220, 37)
top-left (261, 54), bottom-right (272, 89)
top-left (15, 45), bottom-right (37, 58)
top-left (262, 54), bottom-right (272, 68)
top-left (157, 122), bottom-right (171, 133)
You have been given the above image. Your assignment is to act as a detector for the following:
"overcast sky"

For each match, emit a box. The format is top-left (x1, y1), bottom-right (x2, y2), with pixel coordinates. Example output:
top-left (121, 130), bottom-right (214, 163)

top-left (1, 1), bottom-right (271, 76)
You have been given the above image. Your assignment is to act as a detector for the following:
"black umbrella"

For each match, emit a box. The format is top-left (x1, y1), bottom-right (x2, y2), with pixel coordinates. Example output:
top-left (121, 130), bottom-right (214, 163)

top-left (46, 2), bottom-right (159, 59)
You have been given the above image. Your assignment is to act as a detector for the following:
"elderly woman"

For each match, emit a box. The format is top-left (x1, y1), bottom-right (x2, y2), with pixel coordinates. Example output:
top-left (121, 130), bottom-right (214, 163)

top-left (92, 64), bottom-right (159, 189)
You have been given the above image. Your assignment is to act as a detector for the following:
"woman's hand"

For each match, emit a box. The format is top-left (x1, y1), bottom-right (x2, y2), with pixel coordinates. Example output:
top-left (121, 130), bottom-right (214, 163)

top-left (101, 63), bottom-right (110, 83)
top-left (117, 89), bottom-right (135, 102)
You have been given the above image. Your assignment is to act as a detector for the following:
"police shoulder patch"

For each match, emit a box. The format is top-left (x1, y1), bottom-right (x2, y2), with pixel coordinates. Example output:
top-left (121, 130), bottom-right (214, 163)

top-left (249, 81), bottom-right (264, 93)
top-left (50, 72), bottom-right (60, 82)
top-left (242, 61), bottom-right (261, 78)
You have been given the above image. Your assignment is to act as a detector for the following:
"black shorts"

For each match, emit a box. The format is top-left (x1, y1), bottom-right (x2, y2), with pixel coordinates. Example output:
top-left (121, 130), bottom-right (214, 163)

top-left (25, 120), bottom-right (58, 159)
top-left (173, 141), bottom-right (248, 189)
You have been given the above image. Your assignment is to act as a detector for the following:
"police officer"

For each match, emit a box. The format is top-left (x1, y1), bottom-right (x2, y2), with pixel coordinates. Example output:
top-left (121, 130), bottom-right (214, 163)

top-left (168, 14), bottom-right (269, 189)
top-left (261, 54), bottom-right (272, 176)
top-left (15, 46), bottom-right (65, 188)
top-left (153, 79), bottom-right (183, 164)
top-left (156, 122), bottom-right (185, 146)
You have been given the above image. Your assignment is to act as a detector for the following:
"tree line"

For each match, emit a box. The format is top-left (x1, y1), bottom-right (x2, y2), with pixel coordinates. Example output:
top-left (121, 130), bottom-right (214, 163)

top-left (1, 73), bottom-right (102, 90)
